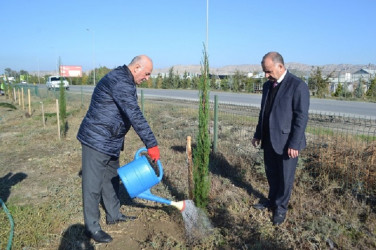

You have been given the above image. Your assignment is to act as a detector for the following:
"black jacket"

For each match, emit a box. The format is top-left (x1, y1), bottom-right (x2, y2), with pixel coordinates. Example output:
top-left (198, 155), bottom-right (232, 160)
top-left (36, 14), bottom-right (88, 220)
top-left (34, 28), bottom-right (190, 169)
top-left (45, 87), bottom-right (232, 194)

top-left (77, 65), bottom-right (157, 157)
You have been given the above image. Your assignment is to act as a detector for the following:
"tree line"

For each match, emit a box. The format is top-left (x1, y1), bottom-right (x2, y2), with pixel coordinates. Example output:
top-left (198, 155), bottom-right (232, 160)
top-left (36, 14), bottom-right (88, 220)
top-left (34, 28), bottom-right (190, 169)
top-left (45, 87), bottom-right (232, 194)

top-left (2, 66), bottom-right (376, 101)
top-left (308, 67), bottom-right (376, 100)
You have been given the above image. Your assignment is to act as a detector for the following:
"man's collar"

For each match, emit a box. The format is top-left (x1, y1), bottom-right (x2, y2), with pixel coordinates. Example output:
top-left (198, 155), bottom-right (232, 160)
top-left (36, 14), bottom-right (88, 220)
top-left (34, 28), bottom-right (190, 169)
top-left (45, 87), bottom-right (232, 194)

top-left (276, 70), bottom-right (287, 83)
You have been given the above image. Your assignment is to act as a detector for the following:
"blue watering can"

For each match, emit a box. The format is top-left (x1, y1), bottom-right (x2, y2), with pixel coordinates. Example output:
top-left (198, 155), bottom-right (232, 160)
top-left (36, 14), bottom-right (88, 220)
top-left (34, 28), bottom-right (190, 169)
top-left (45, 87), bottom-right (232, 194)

top-left (118, 147), bottom-right (185, 211)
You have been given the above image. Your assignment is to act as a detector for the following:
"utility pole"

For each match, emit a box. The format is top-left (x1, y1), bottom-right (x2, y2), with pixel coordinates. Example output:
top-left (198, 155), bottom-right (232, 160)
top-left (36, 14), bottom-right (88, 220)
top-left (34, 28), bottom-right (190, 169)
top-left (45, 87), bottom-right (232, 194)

top-left (86, 28), bottom-right (96, 85)
top-left (206, 0), bottom-right (209, 53)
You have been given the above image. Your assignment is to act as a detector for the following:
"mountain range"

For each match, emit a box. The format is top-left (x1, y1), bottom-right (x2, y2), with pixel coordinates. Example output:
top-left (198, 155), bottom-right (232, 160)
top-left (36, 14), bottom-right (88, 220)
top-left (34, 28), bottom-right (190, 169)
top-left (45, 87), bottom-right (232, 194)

top-left (33, 63), bottom-right (376, 77)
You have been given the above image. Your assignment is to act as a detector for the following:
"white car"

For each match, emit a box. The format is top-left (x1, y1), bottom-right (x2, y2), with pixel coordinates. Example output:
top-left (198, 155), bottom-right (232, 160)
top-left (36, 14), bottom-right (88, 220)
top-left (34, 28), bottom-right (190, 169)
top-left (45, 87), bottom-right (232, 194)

top-left (46, 76), bottom-right (69, 90)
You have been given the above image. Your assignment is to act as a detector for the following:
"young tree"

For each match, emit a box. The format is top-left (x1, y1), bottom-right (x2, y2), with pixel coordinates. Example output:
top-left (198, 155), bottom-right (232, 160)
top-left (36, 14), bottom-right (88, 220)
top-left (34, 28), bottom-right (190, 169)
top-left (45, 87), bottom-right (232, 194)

top-left (245, 76), bottom-right (255, 93)
top-left (165, 67), bottom-right (175, 89)
top-left (174, 74), bottom-right (181, 89)
top-left (342, 82), bottom-right (352, 98)
top-left (366, 76), bottom-right (376, 101)
top-left (232, 70), bottom-right (245, 92)
top-left (333, 83), bottom-right (343, 97)
top-left (81, 73), bottom-right (89, 85)
top-left (191, 76), bottom-right (199, 89)
top-left (58, 57), bottom-right (67, 137)
top-left (220, 77), bottom-right (230, 91)
top-left (155, 74), bottom-right (163, 89)
top-left (210, 75), bottom-right (217, 89)
top-left (193, 46), bottom-right (211, 209)
top-left (182, 71), bottom-right (190, 89)
top-left (308, 67), bottom-right (331, 98)
top-left (354, 79), bottom-right (364, 99)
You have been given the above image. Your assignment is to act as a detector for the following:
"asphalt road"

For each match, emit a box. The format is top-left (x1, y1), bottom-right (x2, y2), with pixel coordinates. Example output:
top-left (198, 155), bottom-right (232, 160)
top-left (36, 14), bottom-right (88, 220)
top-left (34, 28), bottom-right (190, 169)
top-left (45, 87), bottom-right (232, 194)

top-left (138, 88), bottom-right (376, 120)
top-left (46, 84), bottom-right (376, 120)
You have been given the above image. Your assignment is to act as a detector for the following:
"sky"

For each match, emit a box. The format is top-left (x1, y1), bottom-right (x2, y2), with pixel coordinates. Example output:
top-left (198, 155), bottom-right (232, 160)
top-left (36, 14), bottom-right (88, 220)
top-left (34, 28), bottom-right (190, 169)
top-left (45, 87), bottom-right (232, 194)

top-left (1, 0), bottom-right (376, 73)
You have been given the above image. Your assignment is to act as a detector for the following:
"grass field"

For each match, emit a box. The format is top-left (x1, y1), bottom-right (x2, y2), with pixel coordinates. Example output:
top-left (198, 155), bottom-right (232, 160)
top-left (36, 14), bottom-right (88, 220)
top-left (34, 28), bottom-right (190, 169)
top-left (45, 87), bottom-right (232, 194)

top-left (1, 90), bottom-right (375, 249)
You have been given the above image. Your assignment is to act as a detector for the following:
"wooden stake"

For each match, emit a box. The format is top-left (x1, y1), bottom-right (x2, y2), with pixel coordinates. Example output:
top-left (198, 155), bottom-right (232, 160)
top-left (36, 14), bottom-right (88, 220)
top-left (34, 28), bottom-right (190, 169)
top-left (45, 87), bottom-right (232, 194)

top-left (186, 136), bottom-right (194, 200)
top-left (18, 89), bottom-right (21, 106)
top-left (56, 99), bottom-right (60, 140)
top-left (28, 89), bottom-right (31, 116)
top-left (41, 102), bottom-right (45, 128)
top-left (21, 88), bottom-right (25, 110)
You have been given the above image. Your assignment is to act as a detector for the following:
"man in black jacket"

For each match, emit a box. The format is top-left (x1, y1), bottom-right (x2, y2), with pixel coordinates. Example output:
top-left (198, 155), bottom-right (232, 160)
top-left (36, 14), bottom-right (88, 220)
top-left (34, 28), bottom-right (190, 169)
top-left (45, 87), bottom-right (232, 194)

top-left (77, 55), bottom-right (160, 243)
top-left (252, 52), bottom-right (310, 226)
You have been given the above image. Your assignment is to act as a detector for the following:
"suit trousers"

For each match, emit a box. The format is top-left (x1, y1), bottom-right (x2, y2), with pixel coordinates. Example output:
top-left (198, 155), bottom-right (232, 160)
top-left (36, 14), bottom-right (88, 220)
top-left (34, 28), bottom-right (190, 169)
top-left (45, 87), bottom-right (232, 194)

top-left (81, 144), bottom-right (122, 233)
top-left (263, 137), bottom-right (298, 215)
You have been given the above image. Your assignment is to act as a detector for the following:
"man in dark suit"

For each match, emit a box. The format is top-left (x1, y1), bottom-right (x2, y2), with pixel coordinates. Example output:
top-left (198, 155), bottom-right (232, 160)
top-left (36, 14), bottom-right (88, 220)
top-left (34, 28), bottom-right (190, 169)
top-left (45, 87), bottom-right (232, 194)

top-left (251, 52), bottom-right (310, 225)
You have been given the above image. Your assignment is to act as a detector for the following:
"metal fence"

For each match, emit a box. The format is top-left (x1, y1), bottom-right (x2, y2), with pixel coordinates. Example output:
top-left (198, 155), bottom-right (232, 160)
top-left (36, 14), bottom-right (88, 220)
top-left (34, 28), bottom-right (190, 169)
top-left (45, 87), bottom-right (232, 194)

top-left (140, 96), bottom-right (376, 201)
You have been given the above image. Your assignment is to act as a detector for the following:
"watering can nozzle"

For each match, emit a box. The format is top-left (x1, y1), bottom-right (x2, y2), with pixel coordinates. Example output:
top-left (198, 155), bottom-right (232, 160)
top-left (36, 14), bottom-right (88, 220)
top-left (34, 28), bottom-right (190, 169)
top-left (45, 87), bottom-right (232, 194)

top-left (170, 200), bottom-right (186, 212)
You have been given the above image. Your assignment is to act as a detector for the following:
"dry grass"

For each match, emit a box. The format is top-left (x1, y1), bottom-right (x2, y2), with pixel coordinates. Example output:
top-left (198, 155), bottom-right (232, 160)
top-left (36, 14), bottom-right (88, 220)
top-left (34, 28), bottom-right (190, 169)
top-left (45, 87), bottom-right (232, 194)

top-left (1, 91), bottom-right (376, 249)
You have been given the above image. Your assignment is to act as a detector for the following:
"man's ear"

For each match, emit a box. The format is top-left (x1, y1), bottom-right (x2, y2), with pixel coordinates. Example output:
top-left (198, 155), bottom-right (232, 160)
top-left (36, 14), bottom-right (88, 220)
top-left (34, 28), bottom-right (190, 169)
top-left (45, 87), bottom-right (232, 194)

top-left (135, 64), bottom-right (142, 73)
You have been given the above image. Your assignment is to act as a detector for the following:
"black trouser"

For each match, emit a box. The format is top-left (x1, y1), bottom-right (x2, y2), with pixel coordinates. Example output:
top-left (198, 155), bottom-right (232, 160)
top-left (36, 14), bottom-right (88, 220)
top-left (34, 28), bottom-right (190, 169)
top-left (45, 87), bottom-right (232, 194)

top-left (81, 144), bottom-right (122, 233)
top-left (263, 137), bottom-right (298, 215)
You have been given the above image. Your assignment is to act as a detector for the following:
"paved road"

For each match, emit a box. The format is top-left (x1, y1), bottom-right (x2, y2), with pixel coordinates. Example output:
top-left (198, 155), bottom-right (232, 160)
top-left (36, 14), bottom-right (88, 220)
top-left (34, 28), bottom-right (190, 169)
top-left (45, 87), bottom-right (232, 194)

top-left (135, 88), bottom-right (376, 120)
top-left (57, 85), bottom-right (376, 120)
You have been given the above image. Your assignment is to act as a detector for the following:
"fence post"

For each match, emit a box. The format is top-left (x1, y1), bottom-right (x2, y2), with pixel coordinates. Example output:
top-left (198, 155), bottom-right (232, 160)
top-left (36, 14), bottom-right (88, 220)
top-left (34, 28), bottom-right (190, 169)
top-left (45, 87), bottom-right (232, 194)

top-left (81, 86), bottom-right (83, 107)
top-left (28, 89), bottom-right (31, 116)
top-left (141, 90), bottom-right (144, 114)
top-left (41, 102), bottom-right (45, 128)
top-left (18, 89), bottom-right (21, 106)
top-left (56, 99), bottom-right (61, 140)
top-left (34, 85), bottom-right (39, 97)
top-left (13, 88), bottom-right (16, 102)
top-left (213, 95), bottom-right (219, 153)
top-left (186, 136), bottom-right (194, 200)
top-left (21, 88), bottom-right (25, 110)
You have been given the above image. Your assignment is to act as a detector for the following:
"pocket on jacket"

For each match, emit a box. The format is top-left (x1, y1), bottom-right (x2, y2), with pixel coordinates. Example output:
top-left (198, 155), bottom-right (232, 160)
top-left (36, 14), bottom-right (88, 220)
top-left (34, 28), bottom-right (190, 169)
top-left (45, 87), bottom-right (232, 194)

top-left (282, 128), bottom-right (290, 134)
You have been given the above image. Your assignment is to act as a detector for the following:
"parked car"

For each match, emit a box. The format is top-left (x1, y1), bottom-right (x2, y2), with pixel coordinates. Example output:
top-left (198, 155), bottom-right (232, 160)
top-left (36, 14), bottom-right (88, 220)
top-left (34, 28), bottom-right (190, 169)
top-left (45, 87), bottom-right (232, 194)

top-left (46, 76), bottom-right (69, 90)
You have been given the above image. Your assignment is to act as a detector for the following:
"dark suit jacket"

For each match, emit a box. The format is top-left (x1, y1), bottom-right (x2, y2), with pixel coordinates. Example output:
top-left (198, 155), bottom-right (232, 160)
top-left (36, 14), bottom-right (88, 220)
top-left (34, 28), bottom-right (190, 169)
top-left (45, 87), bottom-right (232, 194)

top-left (254, 71), bottom-right (310, 155)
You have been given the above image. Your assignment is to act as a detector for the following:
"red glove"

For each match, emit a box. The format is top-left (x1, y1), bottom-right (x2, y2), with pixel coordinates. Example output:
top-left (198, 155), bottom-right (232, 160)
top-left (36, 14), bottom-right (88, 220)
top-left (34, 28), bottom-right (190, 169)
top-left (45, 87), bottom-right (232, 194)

top-left (147, 146), bottom-right (160, 161)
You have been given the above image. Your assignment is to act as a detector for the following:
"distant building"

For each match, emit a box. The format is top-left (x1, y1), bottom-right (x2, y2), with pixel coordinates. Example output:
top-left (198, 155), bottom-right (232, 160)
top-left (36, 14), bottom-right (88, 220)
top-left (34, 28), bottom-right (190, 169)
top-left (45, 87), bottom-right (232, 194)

top-left (329, 68), bottom-right (375, 94)
top-left (352, 69), bottom-right (376, 82)
top-left (251, 72), bottom-right (265, 79)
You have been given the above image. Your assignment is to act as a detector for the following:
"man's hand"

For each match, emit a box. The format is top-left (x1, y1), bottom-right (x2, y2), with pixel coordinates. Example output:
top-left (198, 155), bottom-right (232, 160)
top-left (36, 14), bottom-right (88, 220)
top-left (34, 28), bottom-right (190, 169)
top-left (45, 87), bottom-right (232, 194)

top-left (288, 148), bottom-right (299, 158)
top-left (147, 146), bottom-right (160, 161)
top-left (252, 138), bottom-right (261, 148)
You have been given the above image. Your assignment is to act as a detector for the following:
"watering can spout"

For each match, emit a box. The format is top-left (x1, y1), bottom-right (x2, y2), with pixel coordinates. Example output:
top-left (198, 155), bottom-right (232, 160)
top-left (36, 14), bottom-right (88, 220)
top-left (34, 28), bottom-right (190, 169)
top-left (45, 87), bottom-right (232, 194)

top-left (137, 190), bottom-right (186, 212)
top-left (136, 189), bottom-right (172, 206)
top-left (170, 200), bottom-right (186, 212)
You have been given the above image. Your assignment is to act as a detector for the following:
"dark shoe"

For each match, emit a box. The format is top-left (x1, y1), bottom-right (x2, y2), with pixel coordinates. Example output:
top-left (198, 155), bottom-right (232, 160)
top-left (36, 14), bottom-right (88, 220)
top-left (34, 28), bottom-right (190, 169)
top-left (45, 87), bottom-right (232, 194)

top-left (273, 212), bottom-right (286, 226)
top-left (253, 203), bottom-right (272, 210)
top-left (89, 230), bottom-right (113, 243)
top-left (106, 214), bottom-right (137, 225)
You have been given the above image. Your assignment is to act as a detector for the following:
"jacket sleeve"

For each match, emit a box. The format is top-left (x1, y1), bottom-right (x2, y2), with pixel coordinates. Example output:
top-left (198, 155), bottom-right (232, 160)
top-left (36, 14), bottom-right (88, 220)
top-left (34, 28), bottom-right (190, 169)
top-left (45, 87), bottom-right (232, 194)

top-left (253, 82), bottom-right (269, 140)
top-left (288, 80), bottom-right (310, 150)
top-left (112, 78), bottom-right (158, 149)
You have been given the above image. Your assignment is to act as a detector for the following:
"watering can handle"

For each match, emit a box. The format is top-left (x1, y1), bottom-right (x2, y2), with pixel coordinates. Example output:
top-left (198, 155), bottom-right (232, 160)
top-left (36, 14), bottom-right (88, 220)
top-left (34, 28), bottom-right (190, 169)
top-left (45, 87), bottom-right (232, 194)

top-left (134, 147), bottom-right (148, 159)
top-left (134, 147), bottom-right (163, 182)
